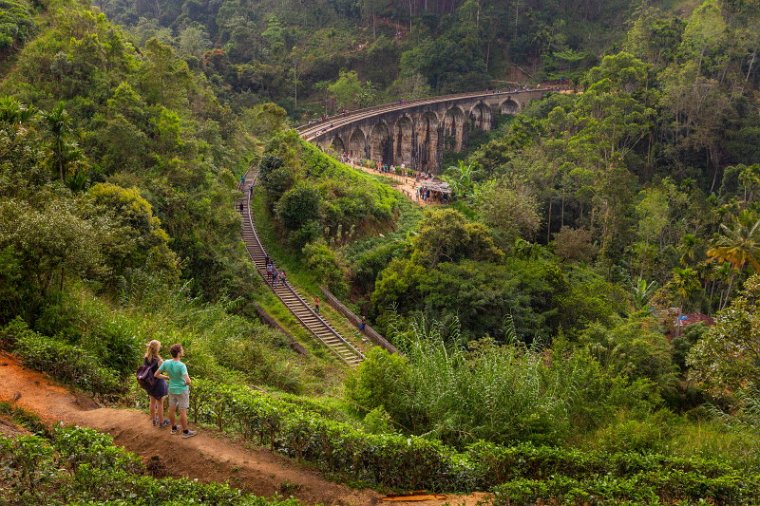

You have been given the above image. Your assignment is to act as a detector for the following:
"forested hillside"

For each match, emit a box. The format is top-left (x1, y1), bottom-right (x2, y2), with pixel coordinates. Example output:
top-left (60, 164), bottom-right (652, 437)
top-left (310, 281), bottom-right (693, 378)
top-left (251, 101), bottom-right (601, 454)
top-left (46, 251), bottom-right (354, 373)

top-left (0, 0), bottom-right (349, 401)
top-left (97, 0), bottom-right (656, 116)
top-left (2, 0), bottom-right (760, 504)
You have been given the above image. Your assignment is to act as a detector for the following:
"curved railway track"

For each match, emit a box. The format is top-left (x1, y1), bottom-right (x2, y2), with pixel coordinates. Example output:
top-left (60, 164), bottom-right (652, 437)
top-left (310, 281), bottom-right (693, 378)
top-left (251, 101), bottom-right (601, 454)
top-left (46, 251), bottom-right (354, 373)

top-left (239, 171), bottom-right (364, 366)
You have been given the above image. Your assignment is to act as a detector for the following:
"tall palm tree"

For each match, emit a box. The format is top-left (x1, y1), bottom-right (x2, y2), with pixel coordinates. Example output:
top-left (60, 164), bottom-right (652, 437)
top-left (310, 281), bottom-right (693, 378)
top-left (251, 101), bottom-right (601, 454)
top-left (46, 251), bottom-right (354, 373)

top-left (42, 102), bottom-right (70, 183)
top-left (707, 212), bottom-right (760, 308)
top-left (707, 213), bottom-right (760, 274)
top-left (0, 97), bottom-right (35, 133)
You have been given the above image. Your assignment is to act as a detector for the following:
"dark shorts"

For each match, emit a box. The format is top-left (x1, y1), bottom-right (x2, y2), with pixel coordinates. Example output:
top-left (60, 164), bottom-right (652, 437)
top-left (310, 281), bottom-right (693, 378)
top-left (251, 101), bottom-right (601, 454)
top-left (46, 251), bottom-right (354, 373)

top-left (148, 378), bottom-right (168, 400)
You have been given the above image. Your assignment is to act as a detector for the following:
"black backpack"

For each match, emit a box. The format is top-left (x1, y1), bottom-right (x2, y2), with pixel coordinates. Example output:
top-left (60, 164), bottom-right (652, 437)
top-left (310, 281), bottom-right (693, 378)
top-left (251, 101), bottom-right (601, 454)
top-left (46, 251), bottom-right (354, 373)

top-left (136, 362), bottom-right (156, 390)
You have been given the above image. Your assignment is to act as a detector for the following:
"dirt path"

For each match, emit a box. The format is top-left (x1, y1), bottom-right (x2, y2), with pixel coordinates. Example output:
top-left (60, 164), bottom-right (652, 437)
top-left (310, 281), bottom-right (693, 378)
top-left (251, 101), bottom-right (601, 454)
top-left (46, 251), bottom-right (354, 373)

top-left (0, 354), bottom-right (489, 506)
top-left (350, 164), bottom-right (435, 207)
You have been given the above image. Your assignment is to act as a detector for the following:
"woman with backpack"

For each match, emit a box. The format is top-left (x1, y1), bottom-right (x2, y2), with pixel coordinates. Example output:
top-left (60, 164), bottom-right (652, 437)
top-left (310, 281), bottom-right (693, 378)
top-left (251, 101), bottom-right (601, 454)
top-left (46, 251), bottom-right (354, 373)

top-left (139, 340), bottom-right (169, 428)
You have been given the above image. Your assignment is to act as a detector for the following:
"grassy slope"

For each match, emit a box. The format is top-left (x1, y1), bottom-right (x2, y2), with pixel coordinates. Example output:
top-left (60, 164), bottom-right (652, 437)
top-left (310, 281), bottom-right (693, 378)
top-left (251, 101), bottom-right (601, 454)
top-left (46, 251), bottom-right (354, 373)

top-left (252, 141), bottom-right (420, 344)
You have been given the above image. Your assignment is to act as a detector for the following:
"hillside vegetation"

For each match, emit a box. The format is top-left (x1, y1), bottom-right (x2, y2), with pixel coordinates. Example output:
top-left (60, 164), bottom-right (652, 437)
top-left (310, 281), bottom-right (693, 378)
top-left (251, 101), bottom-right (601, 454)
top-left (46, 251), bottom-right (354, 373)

top-left (1, 0), bottom-right (760, 504)
top-left (97, 0), bottom-right (659, 116)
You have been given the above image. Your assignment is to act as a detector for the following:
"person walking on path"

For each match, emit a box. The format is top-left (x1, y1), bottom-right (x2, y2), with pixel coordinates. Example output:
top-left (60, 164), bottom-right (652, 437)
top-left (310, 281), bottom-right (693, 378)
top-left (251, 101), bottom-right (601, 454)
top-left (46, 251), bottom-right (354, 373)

top-left (314, 297), bottom-right (320, 314)
top-left (359, 316), bottom-right (366, 333)
top-left (279, 270), bottom-right (287, 287)
top-left (155, 344), bottom-right (196, 439)
top-left (141, 340), bottom-right (169, 428)
top-left (271, 269), bottom-right (279, 287)
top-left (266, 261), bottom-right (273, 283)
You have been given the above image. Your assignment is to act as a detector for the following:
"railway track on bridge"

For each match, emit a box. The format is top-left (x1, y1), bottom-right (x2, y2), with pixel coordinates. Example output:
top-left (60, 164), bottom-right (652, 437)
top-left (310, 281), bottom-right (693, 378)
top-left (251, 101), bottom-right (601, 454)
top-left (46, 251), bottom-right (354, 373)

top-left (297, 86), bottom-right (568, 142)
top-left (239, 171), bottom-right (364, 367)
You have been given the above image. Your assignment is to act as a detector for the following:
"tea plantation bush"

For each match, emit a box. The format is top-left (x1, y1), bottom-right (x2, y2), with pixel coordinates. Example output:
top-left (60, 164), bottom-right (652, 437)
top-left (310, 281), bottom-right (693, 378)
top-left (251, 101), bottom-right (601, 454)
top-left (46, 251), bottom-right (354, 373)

top-left (2, 318), bottom-right (124, 396)
top-left (190, 380), bottom-right (760, 502)
top-left (0, 425), bottom-right (303, 506)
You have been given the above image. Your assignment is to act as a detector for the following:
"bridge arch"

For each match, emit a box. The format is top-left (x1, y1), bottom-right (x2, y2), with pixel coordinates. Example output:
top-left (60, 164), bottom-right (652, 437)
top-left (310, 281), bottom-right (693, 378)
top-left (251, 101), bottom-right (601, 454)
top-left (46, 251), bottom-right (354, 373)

top-left (393, 115), bottom-right (414, 166)
top-left (331, 134), bottom-right (346, 154)
top-left (369, 121), bottom-right (393, 165)
top-left (500, 98), bottom-right (519, 115)
top-left (442, 106), bottom-right (465, 152)
top-left (469, 102), bottom-right (492, 131)
top-left (348, 128), bottom-right (368, 161)
top-left (299, 87), bottom-right (562, 172)
top-left (415, 111), bottom-right (440, 171)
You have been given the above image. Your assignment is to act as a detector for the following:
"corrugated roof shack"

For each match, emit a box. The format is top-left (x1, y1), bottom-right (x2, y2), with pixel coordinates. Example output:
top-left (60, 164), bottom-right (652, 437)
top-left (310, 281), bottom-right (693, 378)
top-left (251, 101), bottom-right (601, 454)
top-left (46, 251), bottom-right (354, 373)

top-left (417, 181), bottom-right (453, 204)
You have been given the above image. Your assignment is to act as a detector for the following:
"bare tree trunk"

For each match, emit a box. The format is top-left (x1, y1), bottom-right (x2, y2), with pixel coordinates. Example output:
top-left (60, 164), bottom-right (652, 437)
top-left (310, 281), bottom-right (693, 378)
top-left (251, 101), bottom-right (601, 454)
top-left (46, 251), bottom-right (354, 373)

top-left (746, 49), bottom-right (757, 83)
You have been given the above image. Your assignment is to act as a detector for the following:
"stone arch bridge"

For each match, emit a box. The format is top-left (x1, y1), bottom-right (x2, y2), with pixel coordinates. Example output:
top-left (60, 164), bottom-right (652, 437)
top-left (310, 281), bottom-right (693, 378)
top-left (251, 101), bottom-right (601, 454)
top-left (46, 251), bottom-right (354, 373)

top-left (297, 87), bottom-right (564, 172)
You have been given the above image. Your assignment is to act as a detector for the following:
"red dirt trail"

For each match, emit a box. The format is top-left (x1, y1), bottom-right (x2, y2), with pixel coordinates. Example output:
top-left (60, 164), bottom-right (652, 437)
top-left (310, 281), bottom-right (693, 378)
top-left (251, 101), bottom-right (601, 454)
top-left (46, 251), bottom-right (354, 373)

top-left (0, 354), bottom-right (490, 506)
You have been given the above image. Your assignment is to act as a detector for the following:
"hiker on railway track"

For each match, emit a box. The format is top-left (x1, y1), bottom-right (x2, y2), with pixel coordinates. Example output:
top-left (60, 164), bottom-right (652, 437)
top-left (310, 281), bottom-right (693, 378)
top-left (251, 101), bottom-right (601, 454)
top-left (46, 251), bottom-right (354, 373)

top-left (155, 344), bottom-right (196, 439)
top-left (272, 269), bottom-right (279, 286)
top-left (314, 296), bottom-right (320, 314)
top-left (266, 261), bottom-right (273, 282)
top-left (137, 340), bottom-right (169, 429)
top-left (280, 270), bottom-right (287, 287)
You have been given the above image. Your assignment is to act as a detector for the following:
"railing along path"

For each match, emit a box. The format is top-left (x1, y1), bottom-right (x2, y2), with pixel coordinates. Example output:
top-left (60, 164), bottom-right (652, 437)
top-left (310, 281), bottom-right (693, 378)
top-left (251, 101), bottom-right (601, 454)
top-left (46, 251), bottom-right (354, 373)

top-left (239, 171), bottom-right (364, 366)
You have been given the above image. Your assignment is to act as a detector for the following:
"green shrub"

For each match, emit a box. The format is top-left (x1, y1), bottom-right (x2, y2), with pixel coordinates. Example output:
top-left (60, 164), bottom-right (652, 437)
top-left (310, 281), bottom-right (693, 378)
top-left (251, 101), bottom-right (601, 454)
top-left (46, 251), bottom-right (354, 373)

top-left (190, 379), bottom-right (465, 491)
top-left (491, 471), bottom-right (760, 505)
top-left (302, 240), bottom-right (347, 296)
top-left (78, 315), bottom-right (141, 377)
top-left (13, 330), bottom-right (124, 395)
top-left (0, 315), bottom-right (33, 348)
top-left (0, 0), bottom-right (36, 51)
top-left (189, 379), bottom-right (758, 499)
top-left (262, 131), bottom-right (401, 244)
top-left (346, 333), bottom-right (658, 448)
top-left (0, 426), bottom-right (303, 505)
top-left (276, 184), bottom-right (321, 231)
top-left (592, 411), bottom-right (676, 454)
top-left (0, 401), bottom-right (46, 434)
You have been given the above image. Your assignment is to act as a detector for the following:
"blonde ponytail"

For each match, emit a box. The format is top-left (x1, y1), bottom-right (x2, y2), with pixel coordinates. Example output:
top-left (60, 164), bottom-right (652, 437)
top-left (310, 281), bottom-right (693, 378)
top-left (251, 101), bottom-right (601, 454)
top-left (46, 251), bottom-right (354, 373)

top-left (144, 340), bottom-right (162, 363)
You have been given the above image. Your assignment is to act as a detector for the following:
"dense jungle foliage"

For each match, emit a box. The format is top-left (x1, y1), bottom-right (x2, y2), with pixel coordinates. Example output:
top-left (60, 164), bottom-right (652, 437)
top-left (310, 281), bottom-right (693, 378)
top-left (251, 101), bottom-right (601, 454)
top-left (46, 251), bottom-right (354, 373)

top-left (1, 0), bottom-right (760, 503)
top-left (96, 0), bottom-right (656, 115)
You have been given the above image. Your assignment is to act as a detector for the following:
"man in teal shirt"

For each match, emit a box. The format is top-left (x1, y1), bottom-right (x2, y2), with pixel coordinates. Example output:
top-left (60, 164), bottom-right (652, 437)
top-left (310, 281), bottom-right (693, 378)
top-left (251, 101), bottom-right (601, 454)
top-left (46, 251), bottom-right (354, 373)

top-left (155, 344), bottom-right (197, 438)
